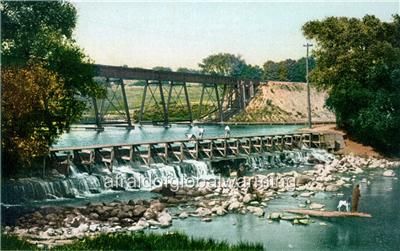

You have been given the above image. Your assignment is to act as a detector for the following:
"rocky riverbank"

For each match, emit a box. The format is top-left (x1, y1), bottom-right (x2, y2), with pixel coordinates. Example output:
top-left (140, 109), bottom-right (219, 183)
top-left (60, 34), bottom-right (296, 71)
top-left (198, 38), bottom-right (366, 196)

top-left (3, 153), bottom-right (399, 248)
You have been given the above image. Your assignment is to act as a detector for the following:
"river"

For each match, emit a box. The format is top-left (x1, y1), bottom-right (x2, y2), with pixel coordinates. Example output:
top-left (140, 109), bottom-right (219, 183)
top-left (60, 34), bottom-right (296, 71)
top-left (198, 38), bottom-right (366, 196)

top-left (2, 124), bottom-right (400, 250)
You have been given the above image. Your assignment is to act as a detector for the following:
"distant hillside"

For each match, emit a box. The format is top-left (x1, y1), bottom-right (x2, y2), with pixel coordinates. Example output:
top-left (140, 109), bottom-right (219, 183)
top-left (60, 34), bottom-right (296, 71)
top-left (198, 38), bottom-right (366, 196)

top-left (230, 81), bottom-right (335, 123)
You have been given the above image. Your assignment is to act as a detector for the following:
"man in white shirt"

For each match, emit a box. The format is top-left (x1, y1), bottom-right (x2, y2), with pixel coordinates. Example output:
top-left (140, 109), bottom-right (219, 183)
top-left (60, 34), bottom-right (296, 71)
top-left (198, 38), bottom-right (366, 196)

top-left (224, 125), bottom-right (231, 138)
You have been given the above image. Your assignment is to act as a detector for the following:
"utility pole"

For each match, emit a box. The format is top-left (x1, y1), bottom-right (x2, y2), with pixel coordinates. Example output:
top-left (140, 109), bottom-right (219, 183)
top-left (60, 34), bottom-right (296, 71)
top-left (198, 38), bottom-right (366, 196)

top-left (304, 42), bottom-right (313, 129)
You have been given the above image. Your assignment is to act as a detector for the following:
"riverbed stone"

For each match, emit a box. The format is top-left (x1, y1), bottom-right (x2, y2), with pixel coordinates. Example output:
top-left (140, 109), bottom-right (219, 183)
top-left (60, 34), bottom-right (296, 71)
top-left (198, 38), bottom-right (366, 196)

top-left (309, 203), bottom-right (325, 210)
top-left (228, 201), bottom-right (242, 211)
top-left (179, 212), bottom-right (189, 219)
top-left (133, 205), bottom-right (147, 217)
top-left (268, 212), bottom-right (281, 221)
top-left (383, 170), bottom-right (395, 177)
top-left (247, 206), bottom-right (264, 217)
top-left (196, 207), bottom-right (212, 217)
top-left (157, 211), bottom-right (172, 228)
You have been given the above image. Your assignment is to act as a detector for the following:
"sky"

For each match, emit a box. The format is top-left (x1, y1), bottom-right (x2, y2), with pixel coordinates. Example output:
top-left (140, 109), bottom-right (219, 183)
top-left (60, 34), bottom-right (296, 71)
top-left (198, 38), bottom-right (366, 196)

top-left (72, 0), bottom-right (399, 70)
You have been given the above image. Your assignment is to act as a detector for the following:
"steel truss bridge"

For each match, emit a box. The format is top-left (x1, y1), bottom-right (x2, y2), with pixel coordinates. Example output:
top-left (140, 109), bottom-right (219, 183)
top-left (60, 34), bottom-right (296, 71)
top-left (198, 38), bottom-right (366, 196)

top-left (82, 64), bottom-right (259, 129)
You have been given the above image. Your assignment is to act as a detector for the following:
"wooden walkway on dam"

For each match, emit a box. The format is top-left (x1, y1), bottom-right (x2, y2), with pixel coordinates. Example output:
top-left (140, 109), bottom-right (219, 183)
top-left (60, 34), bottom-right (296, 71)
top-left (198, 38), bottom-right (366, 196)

top-left (49, 132), bottom-right (339, 172)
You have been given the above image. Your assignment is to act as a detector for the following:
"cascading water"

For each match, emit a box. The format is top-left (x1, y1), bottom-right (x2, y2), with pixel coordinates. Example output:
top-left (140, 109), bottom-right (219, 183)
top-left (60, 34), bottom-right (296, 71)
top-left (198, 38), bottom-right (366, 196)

top-left (2, 160), bottom-right (213, 204)
top-left (2, 148), bottom-right (333, 204)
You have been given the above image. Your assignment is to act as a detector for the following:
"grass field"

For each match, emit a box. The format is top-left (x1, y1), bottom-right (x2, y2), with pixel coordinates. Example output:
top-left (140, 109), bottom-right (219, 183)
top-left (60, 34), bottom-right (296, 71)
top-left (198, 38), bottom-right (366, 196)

top-left (81, 84), bottom-right (229, 123)
top-left (2, 232), bottom-right (264, 251)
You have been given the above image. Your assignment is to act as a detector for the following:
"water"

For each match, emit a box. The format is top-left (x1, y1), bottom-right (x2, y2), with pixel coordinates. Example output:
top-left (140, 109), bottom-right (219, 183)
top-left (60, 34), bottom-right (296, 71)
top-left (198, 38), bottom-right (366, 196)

top-left (54, 124), bottom-right (303, 148)
top-left (4, 124), bottom-right (399, 250)
top-left (152, 168), bottom-right (400, 251)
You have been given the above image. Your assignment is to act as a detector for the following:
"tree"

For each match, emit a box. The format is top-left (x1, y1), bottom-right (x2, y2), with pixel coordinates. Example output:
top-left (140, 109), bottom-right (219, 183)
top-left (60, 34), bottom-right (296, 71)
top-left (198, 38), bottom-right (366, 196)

top-left (262, 57), bottom-right (315, 82)
top-left (152, 66), bottom-right (172, 72)
top-left (199, 53), bottom-right (261, 80)
top-left (303, 15), bottom-right (400, 153)
top-left (1, 1), bottom-right (104, 175)
top-left (1, 64), bottom-right (68, 176)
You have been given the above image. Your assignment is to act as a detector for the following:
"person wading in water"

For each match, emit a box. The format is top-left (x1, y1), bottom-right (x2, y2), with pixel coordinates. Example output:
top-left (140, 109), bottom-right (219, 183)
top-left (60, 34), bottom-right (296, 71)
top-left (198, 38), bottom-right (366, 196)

top-left (351, 184), bottom-right (361, 212)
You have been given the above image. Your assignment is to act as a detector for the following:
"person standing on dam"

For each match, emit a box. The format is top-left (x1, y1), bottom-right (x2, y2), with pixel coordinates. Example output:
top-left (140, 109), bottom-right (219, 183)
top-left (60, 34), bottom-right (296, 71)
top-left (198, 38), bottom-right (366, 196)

top-left (224, 125), bottom-right (231, 138)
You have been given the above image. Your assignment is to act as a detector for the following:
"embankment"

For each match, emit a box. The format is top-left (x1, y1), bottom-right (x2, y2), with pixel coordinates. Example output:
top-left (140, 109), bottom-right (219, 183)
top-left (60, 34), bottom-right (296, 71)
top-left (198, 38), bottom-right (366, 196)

top-left (230, 81), bottom-right (335, 123)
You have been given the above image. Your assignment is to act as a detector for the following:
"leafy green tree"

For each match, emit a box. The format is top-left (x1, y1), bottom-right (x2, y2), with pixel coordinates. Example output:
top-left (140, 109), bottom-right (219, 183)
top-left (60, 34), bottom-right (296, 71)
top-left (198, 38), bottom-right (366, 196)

top-left (1, 1), bottom-right (104, 174)
top-left (303, 15), bottom-right (400, 153)
top-left (152, 66), bottom-right (172, 72)
top-left (199, 53), bottom-right (261, 80)
top-left (262, 60), bottom-right (280, 81)
top-left (262, 57), bottom-right (315, 82)
top-left (176, 67), bottom-right (200, 74)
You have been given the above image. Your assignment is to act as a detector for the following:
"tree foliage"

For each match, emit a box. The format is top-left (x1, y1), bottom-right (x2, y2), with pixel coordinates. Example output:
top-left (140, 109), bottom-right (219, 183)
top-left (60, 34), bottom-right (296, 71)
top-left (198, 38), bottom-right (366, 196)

top-left (2, 64), bottom-right (68, 175)
top-left (1, 1), bottom-right (103, 175)
top-left (303, 15), bottom-right (400, 153)
top-left (199, 53), bottom-right (262, 80)
top-left (262, 57), bottom-right (315, 82)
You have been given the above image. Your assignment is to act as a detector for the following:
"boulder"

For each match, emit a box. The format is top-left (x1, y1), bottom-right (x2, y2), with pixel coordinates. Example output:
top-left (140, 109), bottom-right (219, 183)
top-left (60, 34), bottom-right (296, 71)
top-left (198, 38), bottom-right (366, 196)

top-left (150, 201), bottom-right (166, 212)
top-left (179, 212), bottom-right (189, 219)
top-left (299, 192), bottom-right (314, 197)
top-left (228, 201), bottom-right (242, 211)
top-left (133, 205), bottom-right (147, 217)
top-left (268, 212), bottom-right (281, 221)
top-left (242, 193), bottom-right (253, 204)
top-left (196, 207), bottom-right (212, 217)
top-left (157, 211), bottom-right (172, 228)
top-left (295, 175), bottom-right (313, 186)
top-left (143, 209), bottom-right (157, 220)
top-left (247, 206), bottom-right (264, 217)
top-left (202, 217), bottom-right (212, 222)
top-left (383, 170), bottom-right (396, 177)
top-left (128, 225), bottom-right (145, 232)
top-left (325, 184), bottom-right (340, 192)
top-left (309, 203), bottom-right (325, 210)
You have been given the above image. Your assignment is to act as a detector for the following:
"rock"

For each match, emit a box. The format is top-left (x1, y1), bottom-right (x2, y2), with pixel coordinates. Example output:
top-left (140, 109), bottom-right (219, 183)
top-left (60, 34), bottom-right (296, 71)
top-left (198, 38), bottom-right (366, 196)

top-left (212, 206), bottom-right (227, 216)
top-left (179, 212), bottom-right (189, 219)
top-left (89, 213), bottom-right (100, 220)
top-left (242, 193), bottom-right (253, 204)
top-left (298, 219), bottom-right (310, 225)
top-left (150, 201), bottom-right (166, 212)
top-left (77, 223), bottom-right (89, 233)
top-left (202, 217), bottom-right (212, 222)
top-left (108, 217), bottom-right (119, 222)
top-left (325, 184), bottom-right (340, 192)
top-left (300, 192), bottom-right (314, 197)
top-left (228, 201), bottom-right (241, 211)
top-left (249, 201), bottom-right (260, 206)
top-left (147, 219), bottom-right (161, 226)
top-left (247, 206), bottom-right (264, 217)
top-left (309, 203), bottom-right (325, 210)
top-left (295, 175), bottom-right (312, 186)
top-left (46, 228), bottom-right (56, 236)
top-left (70, 217), bottom-right (81, 228)
top-left (196, 207), bottom-right (212, 217)
top-left (89, 224), bottom-right (98, 232)
top-left (157, 211), bottom-right (172, 228)
top-left (133, 205), bottom-right (147, 217)
top-left (137, 218), bottom-right (149, 228)
top-left (143, 209), bottom-right (157, 220)
top-left (383, 170), bottom-right (395, 177)
top-left (128, 225), bottom-right (145, 232)
top-left (269, 212), bottom-right (281, 221)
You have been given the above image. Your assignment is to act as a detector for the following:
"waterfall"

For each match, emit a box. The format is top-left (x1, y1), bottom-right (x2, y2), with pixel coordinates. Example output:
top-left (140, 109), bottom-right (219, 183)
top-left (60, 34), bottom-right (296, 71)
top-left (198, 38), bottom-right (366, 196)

top-left (2, 160), bottom-right (213, 204)
top-left (2, 148), bottom-right (333, 204)
top-left (247, 148), bottom-right (334, 171)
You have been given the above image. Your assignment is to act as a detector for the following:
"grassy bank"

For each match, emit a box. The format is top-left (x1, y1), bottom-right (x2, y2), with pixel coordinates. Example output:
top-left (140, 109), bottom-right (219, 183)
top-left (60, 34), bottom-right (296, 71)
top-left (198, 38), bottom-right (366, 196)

top-left (2, 232), bottom-right (263, 251)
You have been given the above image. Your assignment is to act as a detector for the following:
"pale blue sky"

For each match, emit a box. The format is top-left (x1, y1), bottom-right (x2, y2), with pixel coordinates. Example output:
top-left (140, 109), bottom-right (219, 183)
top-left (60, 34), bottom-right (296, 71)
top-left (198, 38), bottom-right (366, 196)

top-left (72, 1), bottom-right (399, 70)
